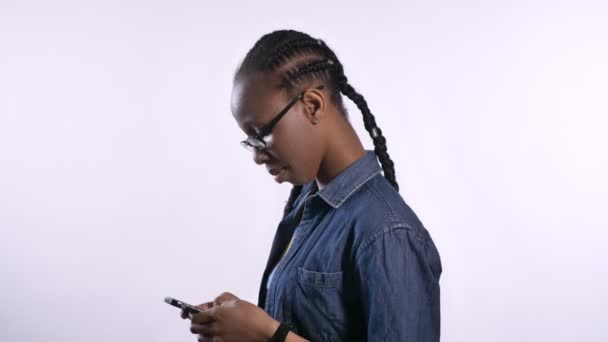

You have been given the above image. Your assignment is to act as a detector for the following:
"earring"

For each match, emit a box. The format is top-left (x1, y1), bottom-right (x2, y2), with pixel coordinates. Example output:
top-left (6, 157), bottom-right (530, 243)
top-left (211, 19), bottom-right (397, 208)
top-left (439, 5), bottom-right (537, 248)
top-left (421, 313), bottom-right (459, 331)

top-left (312, 117), bottom-right (319, 125)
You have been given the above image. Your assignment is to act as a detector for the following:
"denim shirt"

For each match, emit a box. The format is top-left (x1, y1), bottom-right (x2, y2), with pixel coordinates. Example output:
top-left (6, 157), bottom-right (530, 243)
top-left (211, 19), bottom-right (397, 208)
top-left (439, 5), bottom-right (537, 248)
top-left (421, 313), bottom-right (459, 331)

top-left (257, 150), bottom-right (442, 342)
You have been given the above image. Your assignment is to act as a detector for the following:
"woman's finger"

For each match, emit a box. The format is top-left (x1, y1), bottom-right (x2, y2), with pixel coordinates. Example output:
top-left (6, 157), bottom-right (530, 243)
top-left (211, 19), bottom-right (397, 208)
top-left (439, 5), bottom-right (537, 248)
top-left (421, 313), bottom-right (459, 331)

top-left (190, 307), bottom-right (216, 324)
top-left (179, 308), bottom-right (189, 319)
top-left (196, 301), bottom-right (214, 310)
top-left (213, 292), bottom-right (238, 306)
top-left (181, 301), bottom-right (214, 320)
top-left (190, 322), bottom-right (218, 335)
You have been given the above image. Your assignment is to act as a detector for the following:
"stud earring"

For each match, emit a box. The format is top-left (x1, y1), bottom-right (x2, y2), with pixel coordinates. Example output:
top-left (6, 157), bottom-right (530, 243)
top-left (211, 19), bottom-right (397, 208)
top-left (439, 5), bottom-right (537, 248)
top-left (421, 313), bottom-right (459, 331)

top-left (312, 117), bottom-right (319, 125)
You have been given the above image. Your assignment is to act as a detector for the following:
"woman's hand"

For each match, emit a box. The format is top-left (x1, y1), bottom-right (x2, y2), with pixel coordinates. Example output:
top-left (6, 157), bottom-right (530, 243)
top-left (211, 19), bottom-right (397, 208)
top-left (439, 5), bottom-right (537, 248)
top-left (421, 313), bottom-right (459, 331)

top-left (179, 292), bottom-right (240, 320)
top-left (181, 291), bottom-right (279, 342)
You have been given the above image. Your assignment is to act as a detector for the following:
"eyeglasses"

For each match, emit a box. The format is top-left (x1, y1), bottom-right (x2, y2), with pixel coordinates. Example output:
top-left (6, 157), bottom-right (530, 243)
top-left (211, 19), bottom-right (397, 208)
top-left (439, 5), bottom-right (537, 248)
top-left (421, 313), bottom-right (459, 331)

top-left (240, 85), bottom-right (325, 151)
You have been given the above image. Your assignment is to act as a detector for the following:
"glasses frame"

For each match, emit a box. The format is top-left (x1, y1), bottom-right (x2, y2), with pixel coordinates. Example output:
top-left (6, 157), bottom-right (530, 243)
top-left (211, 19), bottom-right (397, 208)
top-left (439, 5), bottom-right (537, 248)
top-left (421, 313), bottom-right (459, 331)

top-left (240, 85), bottom-right (325, 151)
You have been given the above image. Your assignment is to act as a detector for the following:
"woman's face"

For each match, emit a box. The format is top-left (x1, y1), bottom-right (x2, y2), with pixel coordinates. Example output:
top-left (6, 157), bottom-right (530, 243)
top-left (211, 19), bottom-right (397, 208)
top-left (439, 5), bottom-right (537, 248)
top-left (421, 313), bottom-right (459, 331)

top-left (231, 72), bottom-right (326, 185)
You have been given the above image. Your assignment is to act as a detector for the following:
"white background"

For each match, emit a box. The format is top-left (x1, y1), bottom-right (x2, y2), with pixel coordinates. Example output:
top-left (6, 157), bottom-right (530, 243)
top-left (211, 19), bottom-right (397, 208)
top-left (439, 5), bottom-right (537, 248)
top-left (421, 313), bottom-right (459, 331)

top-left (1, 1), bottom-right (607, 341)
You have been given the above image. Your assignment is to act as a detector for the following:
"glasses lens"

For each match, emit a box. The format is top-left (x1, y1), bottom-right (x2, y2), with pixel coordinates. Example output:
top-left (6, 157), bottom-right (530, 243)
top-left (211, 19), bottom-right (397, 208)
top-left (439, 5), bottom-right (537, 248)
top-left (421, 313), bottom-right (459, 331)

top-left (241, 137), bottom-right (266, 151)
top-left (240, 140), bottom-right (253, 151)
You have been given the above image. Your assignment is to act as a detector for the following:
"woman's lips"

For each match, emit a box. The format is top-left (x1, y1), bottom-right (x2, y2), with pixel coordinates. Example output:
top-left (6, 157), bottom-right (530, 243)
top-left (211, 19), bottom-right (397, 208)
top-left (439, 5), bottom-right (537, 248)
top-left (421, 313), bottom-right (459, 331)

top-left (267, 167), bottom-right (287, 183)
top-left (268, 168), bottom-right (282, 176)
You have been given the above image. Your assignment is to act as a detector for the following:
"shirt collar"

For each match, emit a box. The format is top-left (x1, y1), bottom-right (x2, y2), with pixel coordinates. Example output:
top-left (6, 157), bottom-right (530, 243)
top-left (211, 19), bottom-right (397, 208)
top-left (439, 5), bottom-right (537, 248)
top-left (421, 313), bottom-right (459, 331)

top-left (302, 150), bottom-right (382, 209)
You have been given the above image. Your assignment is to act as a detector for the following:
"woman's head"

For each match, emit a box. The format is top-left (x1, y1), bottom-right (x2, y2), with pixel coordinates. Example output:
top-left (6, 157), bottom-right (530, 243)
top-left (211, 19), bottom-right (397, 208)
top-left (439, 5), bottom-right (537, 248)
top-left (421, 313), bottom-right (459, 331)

top-left (230, 29), bottom-right (398, 215)
top-left (231, 69), bottom-right (330, 185)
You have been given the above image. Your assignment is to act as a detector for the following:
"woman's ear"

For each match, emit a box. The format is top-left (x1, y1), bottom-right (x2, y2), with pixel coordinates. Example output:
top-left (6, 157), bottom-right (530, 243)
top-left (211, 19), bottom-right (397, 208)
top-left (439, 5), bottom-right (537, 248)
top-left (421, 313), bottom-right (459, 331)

top-left (301, 87), bottom-right (326, 124)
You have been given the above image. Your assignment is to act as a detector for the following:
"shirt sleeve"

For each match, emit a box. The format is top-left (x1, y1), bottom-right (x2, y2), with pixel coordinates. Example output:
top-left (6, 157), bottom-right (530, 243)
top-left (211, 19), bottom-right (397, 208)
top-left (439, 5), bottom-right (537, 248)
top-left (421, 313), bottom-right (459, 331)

top-left (353, 224), bottom-right (442, 342)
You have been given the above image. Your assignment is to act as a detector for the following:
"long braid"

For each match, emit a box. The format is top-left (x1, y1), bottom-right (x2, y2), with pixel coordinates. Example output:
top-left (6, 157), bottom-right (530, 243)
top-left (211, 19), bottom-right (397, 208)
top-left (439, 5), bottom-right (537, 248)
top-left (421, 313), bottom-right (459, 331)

top-left (316, 39), bottom-right (399, 191)
top-left (340, 82), bottom-right (398, 191)
top-left (235, 30), bottom-right (399, 217)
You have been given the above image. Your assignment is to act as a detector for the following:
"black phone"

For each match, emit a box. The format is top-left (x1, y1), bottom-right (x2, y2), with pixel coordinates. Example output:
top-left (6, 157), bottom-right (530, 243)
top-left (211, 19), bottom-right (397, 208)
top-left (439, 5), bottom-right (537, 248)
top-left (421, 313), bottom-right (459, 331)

top-left (164, 296), bottom-right (202, 314)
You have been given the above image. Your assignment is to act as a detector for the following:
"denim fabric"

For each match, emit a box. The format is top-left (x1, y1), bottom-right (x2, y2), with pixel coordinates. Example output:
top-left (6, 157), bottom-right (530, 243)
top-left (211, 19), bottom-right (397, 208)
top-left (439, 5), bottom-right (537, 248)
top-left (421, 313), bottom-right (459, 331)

top-left (257, 150), bottom-right (442, 342)
top-left (267, 226), bottom-right (300, 290)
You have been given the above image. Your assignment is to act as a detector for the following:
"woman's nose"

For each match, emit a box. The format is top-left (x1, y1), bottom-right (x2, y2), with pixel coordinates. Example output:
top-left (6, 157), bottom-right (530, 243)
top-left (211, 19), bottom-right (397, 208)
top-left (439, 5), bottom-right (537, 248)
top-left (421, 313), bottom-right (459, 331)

top-left (252, 147), bottom-right (270, 165)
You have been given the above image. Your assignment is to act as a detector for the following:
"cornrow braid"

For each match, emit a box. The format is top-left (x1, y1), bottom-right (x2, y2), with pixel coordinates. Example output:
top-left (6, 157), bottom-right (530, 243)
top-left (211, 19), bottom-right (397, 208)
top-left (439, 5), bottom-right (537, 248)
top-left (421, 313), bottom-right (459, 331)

top-left (265, 38), bottom-right (326, 70)
top-left (235, 30), bottom-right (399, 217)
top-left (281, 58), bottom-right (335, 89)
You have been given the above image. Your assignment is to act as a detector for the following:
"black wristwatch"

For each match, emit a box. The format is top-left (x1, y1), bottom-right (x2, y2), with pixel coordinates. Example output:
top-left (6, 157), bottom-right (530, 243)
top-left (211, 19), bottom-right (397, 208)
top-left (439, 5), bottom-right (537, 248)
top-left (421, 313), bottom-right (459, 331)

top-left (269, 322), bottom-right (291, 342)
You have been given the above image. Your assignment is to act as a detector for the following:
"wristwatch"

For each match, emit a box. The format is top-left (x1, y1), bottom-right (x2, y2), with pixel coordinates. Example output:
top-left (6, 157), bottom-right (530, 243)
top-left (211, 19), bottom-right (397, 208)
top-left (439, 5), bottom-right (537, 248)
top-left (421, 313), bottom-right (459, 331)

top-left (269, 322), bottom-right (291, 342)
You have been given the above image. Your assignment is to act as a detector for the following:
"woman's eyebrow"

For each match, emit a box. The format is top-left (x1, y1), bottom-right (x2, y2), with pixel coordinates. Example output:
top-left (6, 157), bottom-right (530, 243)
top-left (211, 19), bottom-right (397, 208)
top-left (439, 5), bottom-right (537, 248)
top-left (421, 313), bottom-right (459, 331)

top-left (238, 119), bottom-right (256, 130)
top-left (243, 115), bottom-right (266, 129)
top-left (238, 119), bottom-right (262, 135)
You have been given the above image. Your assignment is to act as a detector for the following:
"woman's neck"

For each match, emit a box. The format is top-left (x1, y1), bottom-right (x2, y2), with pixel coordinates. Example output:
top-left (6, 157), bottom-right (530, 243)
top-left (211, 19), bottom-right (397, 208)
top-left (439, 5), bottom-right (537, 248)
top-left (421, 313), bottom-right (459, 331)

top-left (315, 121), bottom-right (366, 190)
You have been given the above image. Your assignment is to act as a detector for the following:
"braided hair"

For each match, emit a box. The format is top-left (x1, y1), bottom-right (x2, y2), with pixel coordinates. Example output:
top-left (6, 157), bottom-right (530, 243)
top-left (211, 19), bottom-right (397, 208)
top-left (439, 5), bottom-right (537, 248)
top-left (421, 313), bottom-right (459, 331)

top-left (234, 30), bottom-right (399, 218)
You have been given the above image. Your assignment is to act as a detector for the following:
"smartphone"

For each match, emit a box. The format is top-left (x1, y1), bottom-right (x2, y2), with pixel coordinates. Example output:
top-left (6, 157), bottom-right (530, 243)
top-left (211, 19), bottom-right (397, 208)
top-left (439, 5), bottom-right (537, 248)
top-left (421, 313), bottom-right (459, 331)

top-left (164, 296), bottom-right (202, 314)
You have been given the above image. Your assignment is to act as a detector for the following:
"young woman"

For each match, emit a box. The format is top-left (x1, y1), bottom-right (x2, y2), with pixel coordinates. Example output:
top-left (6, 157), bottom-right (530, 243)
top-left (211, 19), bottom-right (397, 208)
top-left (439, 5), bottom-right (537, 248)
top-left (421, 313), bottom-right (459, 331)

top-left (179, 29), bottom-right (442, 342)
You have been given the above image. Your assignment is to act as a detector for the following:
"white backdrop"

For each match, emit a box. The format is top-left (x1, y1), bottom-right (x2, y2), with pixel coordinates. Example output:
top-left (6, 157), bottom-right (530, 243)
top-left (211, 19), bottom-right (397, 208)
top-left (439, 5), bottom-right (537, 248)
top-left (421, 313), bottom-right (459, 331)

top-left (1, 1), bottom-right (607, 341)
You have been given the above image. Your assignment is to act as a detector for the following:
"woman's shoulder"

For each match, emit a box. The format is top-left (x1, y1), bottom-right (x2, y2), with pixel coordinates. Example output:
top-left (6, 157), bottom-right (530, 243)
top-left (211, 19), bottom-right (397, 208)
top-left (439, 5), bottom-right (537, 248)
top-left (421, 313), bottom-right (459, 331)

top-left (344, 173), bottom-right (433, 248)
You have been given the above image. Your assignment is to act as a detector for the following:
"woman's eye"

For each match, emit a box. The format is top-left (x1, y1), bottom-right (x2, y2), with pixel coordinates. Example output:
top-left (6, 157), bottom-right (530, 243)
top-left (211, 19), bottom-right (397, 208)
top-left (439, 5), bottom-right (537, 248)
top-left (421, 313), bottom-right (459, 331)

top-left (242, 125), bottom-right (256, 136)
top-left (250, 126), bottom-right (263, 135)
